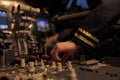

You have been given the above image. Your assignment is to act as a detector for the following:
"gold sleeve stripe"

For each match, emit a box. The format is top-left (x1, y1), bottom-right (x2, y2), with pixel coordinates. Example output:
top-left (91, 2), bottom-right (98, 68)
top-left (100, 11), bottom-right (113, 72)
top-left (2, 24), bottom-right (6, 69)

top-left (74, 33), bottom-right (96, 48)
top-left (78, 28), bottom-right (99, 43)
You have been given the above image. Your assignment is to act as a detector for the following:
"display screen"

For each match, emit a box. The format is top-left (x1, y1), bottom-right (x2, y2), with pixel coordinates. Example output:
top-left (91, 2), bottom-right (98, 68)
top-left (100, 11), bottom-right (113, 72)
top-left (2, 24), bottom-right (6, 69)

top-left (36, 18), bottom-right (50, 32)
top-left (66, 0), bottom-right (89, 10)
top-left (0, 9), bottom-right (9, 29)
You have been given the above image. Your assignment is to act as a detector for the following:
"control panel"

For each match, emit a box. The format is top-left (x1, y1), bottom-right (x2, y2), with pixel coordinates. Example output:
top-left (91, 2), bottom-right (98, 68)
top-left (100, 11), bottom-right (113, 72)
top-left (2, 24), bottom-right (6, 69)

top-left (0, 59), bottom-right (120, 80)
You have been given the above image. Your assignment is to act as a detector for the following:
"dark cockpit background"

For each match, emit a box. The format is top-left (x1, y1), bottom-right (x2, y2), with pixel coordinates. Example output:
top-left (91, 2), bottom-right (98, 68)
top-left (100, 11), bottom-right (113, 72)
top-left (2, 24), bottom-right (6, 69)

top-left (23, 0), bottom-right (102, 16)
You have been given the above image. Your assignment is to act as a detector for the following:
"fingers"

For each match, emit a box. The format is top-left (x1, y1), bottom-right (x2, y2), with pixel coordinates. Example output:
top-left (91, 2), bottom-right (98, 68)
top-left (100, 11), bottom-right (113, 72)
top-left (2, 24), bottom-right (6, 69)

top-left (50, 45), bottom-right (61, 62)
top-left (50, 41), bottom-right (75, 62)
top-left (50, 45), bottom-right (69, 62)
top-left (61, 54), bottom-right (69, 62)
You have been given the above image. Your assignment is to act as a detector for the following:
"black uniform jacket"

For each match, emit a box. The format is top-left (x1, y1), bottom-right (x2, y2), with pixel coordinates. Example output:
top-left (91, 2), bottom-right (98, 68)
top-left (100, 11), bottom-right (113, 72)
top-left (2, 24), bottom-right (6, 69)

top-left (72, 0), bottom-right (120, 52)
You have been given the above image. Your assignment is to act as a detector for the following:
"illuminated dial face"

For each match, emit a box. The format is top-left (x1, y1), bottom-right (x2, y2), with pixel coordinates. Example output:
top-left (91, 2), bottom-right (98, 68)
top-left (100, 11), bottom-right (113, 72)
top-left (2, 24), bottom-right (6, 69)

top-left (0, 10), bottom-right (8, 29)
top-left (37, 18), bottom-right (50, 32)
top-left (0, 11), bottom-right (7, 17)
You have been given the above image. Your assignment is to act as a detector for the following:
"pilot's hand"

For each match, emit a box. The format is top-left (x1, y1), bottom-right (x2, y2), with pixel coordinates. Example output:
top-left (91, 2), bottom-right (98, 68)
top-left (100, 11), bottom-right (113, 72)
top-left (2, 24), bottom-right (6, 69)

top-left (50, 41), bottom-right (80, 62)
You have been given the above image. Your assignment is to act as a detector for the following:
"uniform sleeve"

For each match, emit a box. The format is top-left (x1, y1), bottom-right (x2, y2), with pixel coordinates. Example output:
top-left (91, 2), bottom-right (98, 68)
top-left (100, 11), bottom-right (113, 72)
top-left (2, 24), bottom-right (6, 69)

top-left (57, 28), bottom-right (73, 41)
top-left (72, 0), bottom-right (120, 52)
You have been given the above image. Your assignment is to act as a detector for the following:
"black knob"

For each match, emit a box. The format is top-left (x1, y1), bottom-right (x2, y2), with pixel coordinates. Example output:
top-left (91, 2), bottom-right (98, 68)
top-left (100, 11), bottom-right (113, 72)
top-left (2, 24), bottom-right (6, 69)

top-left (105, 72), bottom-right (109, 75)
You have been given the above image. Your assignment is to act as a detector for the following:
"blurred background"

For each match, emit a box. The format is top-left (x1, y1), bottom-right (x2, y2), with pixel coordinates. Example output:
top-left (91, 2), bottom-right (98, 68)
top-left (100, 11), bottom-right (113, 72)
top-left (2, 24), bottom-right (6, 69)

top-left (0, 0), bottom-right (120, 80)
